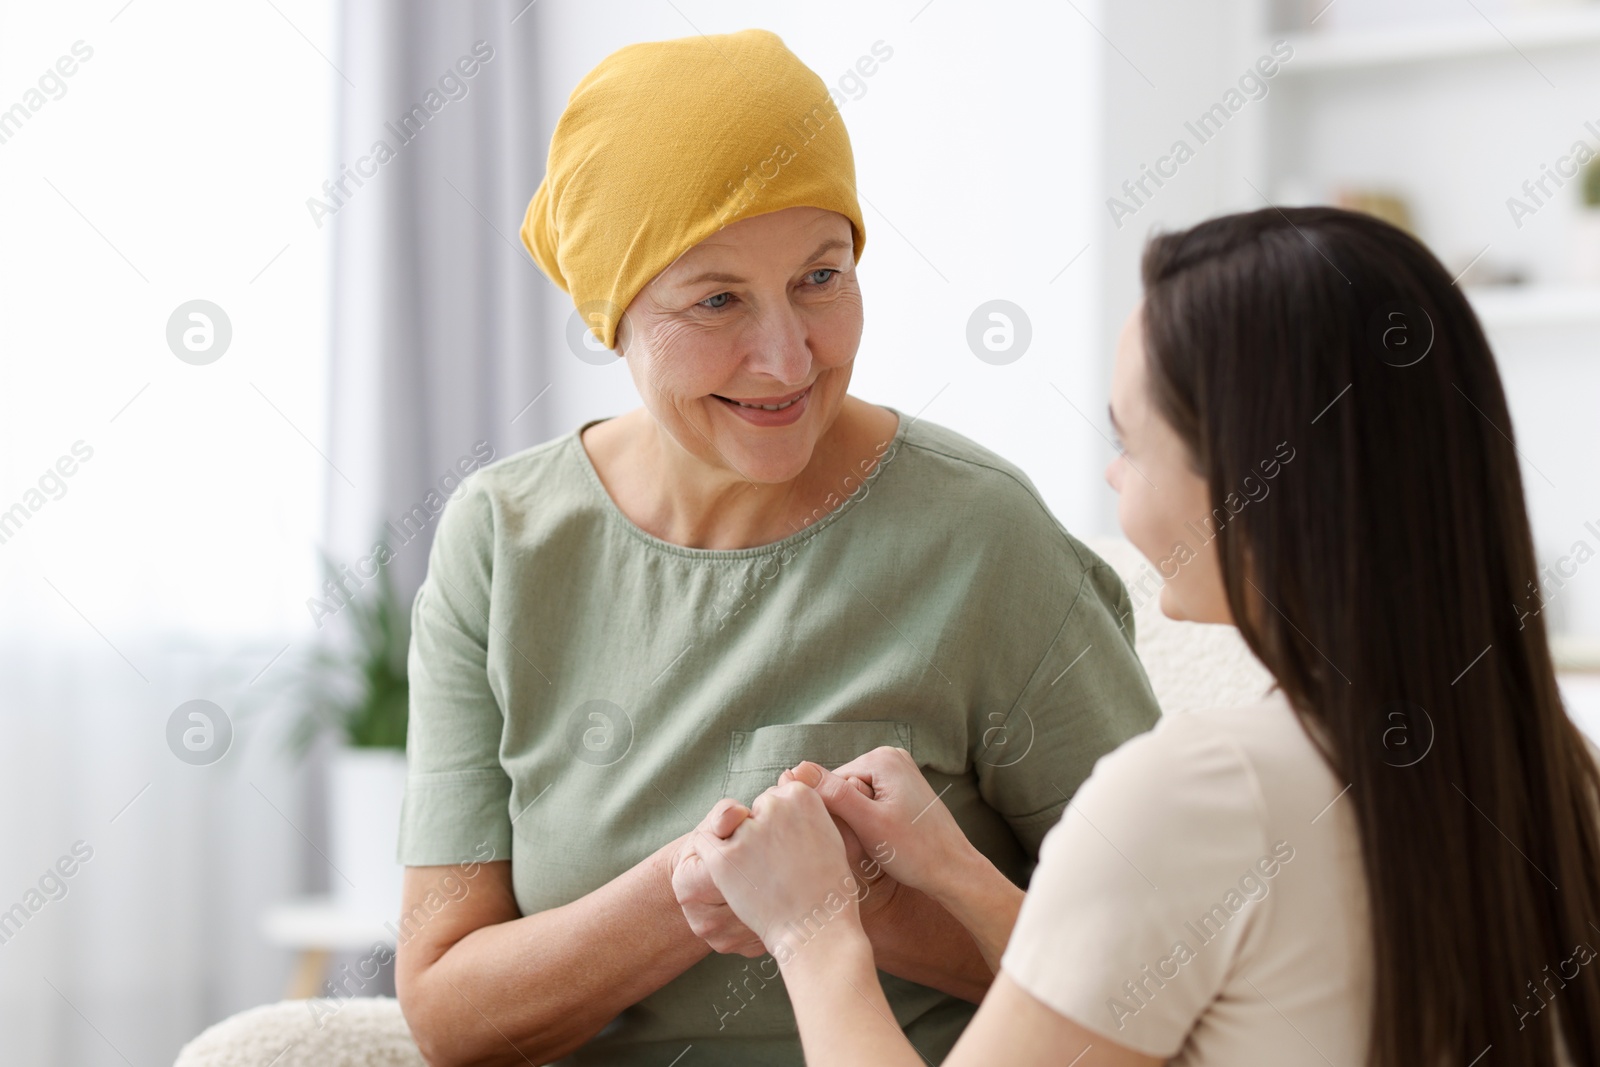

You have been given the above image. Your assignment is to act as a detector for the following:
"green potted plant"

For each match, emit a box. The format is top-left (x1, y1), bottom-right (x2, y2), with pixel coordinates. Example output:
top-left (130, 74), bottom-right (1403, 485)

top-left (287, 556), bottom-right (410, 755)
top-left (286, 552), bottom-right (412, 917)
top-left (1575, 155), bottom-right (1600, 286)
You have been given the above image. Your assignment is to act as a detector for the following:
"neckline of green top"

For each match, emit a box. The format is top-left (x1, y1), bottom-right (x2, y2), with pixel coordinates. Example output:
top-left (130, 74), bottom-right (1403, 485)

top-left (569, 404), bottom-right (910, 561)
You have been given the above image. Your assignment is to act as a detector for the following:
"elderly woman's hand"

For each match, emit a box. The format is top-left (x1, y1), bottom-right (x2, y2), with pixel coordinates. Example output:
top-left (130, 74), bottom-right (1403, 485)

top-left (675, 771), bottom-right (890, 958)
top-left (693, 781), bottom-right (866, 960)
top-left (791, 747), bottom-right (977, 902)
top-left (670, 799), bottom-right (765, 957)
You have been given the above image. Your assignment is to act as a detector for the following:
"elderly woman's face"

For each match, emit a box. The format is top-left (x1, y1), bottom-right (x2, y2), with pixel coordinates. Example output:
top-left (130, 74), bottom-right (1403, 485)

top-left (617, 206), bottom-right (864, 484)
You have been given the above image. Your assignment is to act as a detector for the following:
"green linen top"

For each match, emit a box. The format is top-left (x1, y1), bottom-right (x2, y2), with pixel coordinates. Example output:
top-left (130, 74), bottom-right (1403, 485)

top-left (397, 407), bottom-right (1161, 1066)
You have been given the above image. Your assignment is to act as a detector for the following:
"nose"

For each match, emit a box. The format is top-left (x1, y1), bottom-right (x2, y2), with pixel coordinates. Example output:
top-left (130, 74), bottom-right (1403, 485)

top-left (741, 304), bottom-right (812, 388)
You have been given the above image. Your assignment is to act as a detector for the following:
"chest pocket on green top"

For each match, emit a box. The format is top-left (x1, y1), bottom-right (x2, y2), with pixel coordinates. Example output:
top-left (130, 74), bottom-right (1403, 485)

top-left (720, 720), bottom-right (915, 808)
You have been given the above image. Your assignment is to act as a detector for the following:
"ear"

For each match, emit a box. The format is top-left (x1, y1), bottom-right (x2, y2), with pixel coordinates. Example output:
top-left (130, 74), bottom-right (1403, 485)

top-left (613, 307), bottom-right (637, 357)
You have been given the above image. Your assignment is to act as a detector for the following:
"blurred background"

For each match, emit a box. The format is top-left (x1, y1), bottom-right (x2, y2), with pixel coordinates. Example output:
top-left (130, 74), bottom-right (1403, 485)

top-left (3, 0), bottom-right (1599, 1062)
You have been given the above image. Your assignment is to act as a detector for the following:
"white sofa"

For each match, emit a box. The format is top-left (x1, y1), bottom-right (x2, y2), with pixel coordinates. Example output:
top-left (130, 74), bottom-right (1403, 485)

top-left (172, 538), bottom-right (1273, 1067)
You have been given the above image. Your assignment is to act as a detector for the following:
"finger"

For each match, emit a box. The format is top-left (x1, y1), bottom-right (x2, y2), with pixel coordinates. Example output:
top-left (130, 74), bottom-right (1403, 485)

top-left (830, 762), bottom-right (873, 789)
top-left (691, 904), bottom-right (756, 949)
top-left (787, 760), bottom-right (825, 788)
top-left (829, 750), bottom-right (885, 787)
top-left (673, 856), bottom-right (730, 907)
top-left (701, 796), bottom-right (748, 828)
top-left (832, 812), bottom-right (875, 876)
top-left (808, 764), bottom-right (878, 824)
top-left (694, 824), bottom-right (745, 896)
top-left (833, 745), bottom-right (909, 780)
top-left (795, 761), bottom-right (870, 797)
top-left (835, 748), bottom-right (919, 801)
top-left (698, 917), bottom-right (766, 958)
top-left (674, 839), bottom-right (735, 896)
top-left (694, 913), bottom-right (767, 959)
top-left (703, 798), bottom-right (751, 840)
top-left (749, 778), bottom-right (805, 817)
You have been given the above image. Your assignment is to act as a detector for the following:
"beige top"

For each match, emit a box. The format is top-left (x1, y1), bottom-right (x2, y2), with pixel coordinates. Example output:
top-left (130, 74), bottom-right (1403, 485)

top-left (1000, 689), bottom-right (1372, 1065)
top-left (1000, 686), bottom-right (1598, 1064)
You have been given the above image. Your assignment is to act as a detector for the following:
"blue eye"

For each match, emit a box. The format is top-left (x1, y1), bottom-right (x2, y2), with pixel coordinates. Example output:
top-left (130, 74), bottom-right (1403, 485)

top-left (700, 292), bottom-right (732, 309)
top-left (807, 269), bottom-right (837, 285)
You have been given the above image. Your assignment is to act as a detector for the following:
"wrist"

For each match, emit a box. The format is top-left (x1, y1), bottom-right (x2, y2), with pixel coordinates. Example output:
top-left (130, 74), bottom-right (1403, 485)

top-left (855, 870), bottom-right (902, 931)
top-left (772, 915), bottom-right (874, 981)
top-left (926, 844), bottom-right (1004, 913)
top-left (654, 832), bottom-right (688, 895)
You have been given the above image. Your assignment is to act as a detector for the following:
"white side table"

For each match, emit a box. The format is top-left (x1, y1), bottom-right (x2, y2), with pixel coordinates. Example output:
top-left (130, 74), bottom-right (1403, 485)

top-left (262, 897), bottom-right (397, 999)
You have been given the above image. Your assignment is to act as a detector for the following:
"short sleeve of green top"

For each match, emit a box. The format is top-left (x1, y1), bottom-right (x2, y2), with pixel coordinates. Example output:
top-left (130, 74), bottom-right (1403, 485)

top-left (398, 409), bottom-right (1160, 1067)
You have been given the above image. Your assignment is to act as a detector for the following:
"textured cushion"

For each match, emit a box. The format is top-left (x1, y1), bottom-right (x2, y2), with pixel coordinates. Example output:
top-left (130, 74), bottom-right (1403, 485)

top-left (173, 997), bottom-right (425, 1067)
top-left (1084, 537), bottom-right (1276, 715)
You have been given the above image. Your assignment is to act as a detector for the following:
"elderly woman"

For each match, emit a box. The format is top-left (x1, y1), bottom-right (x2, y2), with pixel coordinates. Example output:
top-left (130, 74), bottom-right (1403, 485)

top-left (393, 28), bottom-right (1158, 1067)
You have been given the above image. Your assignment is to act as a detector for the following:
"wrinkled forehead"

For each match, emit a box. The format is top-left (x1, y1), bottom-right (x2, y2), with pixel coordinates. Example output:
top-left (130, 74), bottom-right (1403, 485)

top-left (652, 208), bottom-right (856, 288)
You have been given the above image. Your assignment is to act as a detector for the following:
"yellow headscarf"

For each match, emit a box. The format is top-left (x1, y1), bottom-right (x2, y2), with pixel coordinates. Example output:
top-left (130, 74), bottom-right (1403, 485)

top-left (520, 28), bottom-right (867, 350)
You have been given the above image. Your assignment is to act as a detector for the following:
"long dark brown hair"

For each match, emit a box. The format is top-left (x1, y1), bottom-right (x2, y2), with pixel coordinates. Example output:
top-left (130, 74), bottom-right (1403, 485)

top-left (1140, 206), bottom-right (1600, 1066)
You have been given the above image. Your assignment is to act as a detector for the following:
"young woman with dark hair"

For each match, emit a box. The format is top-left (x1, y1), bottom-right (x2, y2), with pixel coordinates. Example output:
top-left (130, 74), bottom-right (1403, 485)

top-left (689, 206), bottom-right (1600, 1066)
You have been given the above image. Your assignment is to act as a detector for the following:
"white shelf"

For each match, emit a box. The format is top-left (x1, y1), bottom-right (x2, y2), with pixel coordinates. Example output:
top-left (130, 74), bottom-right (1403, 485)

top-left (1466, 285), bottom-right (1600, 330)
top-left (1276, 8), bottom-right (1600, 73)
top-left (1556, 635), bottom-right (1600, 674)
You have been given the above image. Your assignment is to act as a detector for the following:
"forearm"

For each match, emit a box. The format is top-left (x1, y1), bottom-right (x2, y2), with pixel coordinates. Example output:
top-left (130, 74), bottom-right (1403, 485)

top-left (405, 841), bottom-right (708, 1066)
top-left (862, 884), bottom-right (992, 1003)
top-left (781, 925), bottom-right (928, 1067)
top-left (927, 849), bottom-right (1026, 974)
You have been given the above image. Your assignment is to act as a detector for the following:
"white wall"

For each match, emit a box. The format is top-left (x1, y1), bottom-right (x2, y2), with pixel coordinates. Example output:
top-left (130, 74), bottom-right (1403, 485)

top-left (524, 0), bottom-right (1110, 536)
top-left (1095, 0), bottom-right (1272, 417)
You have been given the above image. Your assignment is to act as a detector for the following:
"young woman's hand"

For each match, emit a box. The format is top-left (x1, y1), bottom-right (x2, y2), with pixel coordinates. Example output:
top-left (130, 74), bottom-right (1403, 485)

top-left (777, 766), bottom-right (901, 922)
top-left (789, 747), bottom-right (976, 903)
top-left (692, 781), bottom-right (867, 959)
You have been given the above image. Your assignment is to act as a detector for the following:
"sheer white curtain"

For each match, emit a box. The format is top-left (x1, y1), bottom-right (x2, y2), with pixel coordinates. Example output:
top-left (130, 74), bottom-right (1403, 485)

top-left (0, 1), bottom-right (334, 1063)
top-left (323, 0), bottom-right (553, 592)
top-left (3, 0), bottom-right (558, 1062)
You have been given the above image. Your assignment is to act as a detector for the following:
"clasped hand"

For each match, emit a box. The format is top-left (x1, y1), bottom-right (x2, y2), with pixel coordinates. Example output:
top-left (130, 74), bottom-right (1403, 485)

top-left (669, 746), bottom-right (970, 961)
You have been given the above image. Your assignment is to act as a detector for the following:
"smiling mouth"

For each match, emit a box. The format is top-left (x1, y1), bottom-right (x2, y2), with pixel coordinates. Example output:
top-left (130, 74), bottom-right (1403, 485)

top-left (713, 386), bottom-right (810, 411)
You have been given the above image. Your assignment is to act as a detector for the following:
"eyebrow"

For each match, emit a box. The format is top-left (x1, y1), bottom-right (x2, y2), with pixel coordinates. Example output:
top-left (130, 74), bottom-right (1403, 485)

top-left (679, 237), bottom-right (852, 287)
